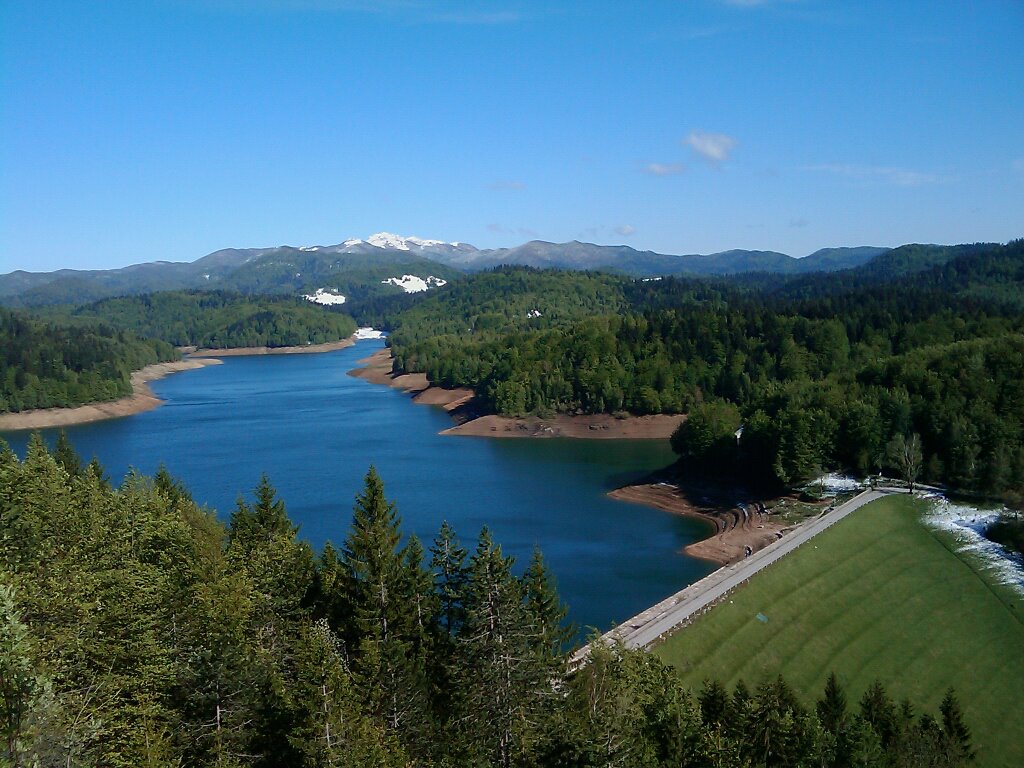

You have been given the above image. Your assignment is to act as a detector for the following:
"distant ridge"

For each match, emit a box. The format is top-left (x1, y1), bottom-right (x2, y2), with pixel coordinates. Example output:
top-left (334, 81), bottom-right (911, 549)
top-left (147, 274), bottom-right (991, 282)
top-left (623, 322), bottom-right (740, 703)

top-left (0, 232), bottom-right (890, 307)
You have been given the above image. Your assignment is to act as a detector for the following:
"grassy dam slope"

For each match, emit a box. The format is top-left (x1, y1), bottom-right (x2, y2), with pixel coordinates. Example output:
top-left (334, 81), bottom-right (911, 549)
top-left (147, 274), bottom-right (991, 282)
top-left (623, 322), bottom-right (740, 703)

top-left (654, 494), bottom-right (1024, 768)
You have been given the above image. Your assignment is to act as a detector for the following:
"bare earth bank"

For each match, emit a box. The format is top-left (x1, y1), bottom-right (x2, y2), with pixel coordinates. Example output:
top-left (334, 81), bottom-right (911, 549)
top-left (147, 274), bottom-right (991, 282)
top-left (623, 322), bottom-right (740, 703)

top-left (609, 483), bottom-right (789, 566)
top-left (184, 338), bottom-right (355, 357)
top-left (442, 413), bottom-right (685, 439)
top-left (0, 359), bottom-right (223, 432)
top-left (348, 349), bottom-right (685, 436)
top-left (351, 347), bottom-right (792, 566)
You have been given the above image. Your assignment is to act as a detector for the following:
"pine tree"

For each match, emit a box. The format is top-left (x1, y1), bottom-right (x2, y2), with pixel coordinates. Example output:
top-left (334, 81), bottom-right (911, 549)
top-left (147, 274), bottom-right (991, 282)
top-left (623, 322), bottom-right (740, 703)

top-left (427, 521), bottom-right (468, 733)
top-left (726, 679), bottom-right (752, 740)
top-left (859, 681), bottom-right (897, 749)
top-left (699, 679), bottom-right (730, 728)
top-left (288, 620), bottom-right (406, 768)
top-left (0, 578), bottom-right (54, 767)
top-left (430, 520), bottom-right (468, 639)
top-left (816, 672), bottom-right (847, 733)
top-left (940, 688), bottom-right (974, 763)
top-left (341, 467), bottom-right (430, 755)
top-left (53, 430), bottom-right (81, 478)
top-left (522, 546), bottom-right (575, 663)
top-left (455, 527), bottom-right (538, 768)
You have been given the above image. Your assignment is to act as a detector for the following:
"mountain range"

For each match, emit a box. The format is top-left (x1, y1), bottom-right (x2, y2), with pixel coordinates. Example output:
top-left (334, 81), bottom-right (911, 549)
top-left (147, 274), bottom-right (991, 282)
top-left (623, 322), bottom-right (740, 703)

top-left (0, 233), bottom-right (895, 307)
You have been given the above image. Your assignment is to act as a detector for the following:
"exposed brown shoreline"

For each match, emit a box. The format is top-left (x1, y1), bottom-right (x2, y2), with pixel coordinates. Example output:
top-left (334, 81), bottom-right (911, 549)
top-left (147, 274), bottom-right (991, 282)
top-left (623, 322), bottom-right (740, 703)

top-left (348, 348), bottom-right (686, 438)
top-left (184, 338), bottom-right (355, 357)
top-left (346, 347), bottom-right (797, 566)
top-left (442, 413), bottom-right (685, 439)
top-left (609, 482), bottom-right (789, 566)
top-left (0, 359), bottom-right (222, 432)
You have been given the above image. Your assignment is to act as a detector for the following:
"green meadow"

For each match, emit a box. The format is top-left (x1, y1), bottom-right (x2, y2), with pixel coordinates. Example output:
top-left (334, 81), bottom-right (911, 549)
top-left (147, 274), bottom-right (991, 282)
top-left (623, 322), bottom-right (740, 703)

top-left (655, 494), bottom-right (1024, 768)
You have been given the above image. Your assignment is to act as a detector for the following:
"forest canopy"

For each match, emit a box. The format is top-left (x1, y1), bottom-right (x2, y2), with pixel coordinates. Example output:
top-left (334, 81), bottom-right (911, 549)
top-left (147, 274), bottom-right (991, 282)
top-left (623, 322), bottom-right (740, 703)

top-left (0, 307), bottom-right (178, 413)
top-left (0, 438), bottom-right (977, 767)
top-left (365, 241), bottom-right (1024, 494)
top-left (62, 290), bottom-right (358, 349)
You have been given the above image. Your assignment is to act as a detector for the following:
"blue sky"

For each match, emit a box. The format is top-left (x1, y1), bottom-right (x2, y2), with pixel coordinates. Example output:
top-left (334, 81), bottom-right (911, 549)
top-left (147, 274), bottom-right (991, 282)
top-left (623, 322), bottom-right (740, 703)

top-left (1, 0), bottom-right (1022, 272)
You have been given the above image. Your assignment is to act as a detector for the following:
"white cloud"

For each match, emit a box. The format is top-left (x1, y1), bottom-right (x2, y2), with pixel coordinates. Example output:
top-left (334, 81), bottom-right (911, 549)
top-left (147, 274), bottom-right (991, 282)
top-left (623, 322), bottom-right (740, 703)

top-left (615, 225), bottom-right (636, 236)
top-left (685, 131), bottom-right (737, 164)
top-left (803, 163), bottom-right (945, 187)
top-left (642, 162), bottom-right (685, 176)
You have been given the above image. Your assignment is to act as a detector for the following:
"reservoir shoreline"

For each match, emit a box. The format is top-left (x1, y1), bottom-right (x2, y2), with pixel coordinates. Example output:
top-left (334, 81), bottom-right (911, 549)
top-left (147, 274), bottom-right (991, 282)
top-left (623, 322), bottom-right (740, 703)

top-left (347, 348), bottom-right (686, 439)
top-left (347, 347), bottom-right (793, 566)
top-left (0, 358), bottom-right (223, 432)
top-left (184, 337), bottom-right (356, 357)
top-left (2, 338), bottom-right (706, 633)
top-left (0, 336), bottom-right (359, 432)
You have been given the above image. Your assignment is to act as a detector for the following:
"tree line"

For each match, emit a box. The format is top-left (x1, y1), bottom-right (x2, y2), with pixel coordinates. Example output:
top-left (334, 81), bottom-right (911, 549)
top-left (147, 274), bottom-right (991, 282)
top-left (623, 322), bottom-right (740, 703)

top-left (375, 242), bottom-right (1024, 495)
top-left (0, 307), bottom-right (178, 413)
top-left (61, 290), bottom-right (357, 349)
top-left (1, 436), bottom-right (975, 767)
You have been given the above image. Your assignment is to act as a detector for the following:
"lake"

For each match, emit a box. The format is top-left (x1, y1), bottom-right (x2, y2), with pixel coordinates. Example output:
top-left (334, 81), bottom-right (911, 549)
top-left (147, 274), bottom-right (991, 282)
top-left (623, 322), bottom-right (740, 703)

top-left (1, 338), bottom-right (715, 633)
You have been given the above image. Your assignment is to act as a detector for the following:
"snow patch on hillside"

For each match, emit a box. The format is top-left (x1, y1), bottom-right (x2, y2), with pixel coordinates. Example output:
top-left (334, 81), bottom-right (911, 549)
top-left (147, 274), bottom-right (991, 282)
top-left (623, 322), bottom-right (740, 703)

top-left (923, 498), bottom-right (1024, 593)
top-left (302, 288), bottom-right (347, 305)
top-left (381, 275), bottom-right (447, 293)
top-left (355, 327), bottom-right (385, 340)
top-left (807, 473), bottom-right (865, 495)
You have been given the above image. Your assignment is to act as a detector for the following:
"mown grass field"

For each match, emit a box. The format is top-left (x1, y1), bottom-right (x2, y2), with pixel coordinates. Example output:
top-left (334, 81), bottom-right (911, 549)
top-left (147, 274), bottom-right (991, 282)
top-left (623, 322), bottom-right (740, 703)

top-left (654, 494), bottom-right (1024, 768)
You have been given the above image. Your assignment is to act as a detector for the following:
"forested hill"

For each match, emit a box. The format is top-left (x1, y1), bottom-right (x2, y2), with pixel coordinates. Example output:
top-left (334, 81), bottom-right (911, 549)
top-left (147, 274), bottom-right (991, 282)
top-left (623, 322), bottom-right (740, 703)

top-left (61, 290), bottom-right (358, 349)
top-left (370, 240), bottom-right (1024, 496)
top-left (0, 307), bottom-right (178, 413)
top-left (0, 439), bottom-right (976, 766)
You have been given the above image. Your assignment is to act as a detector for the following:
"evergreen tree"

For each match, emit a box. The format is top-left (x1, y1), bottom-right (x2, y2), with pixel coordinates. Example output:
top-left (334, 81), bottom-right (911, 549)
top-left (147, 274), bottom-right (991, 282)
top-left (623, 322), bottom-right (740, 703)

top-left (341, 467), bottom-right (431, 755)
top-left (430, 520), bottom-right (468, 639)
top-left (699, 678), bottom-right (730, 728)
top-left (455, 527), bottom-right (539, 768)
top-left (288, 619), bottom-right (405, 768)
top-left (522, 546), bottom-right (576, 662)
top-left (817, 672), bottom-right (848, 733)
top-left (940, 688), bottom-right (974, 763)
top-left (0, 578), bottom-right (54, 767)
top-left (53, 430), bottom-right (81, 478)
top-left (859, 681), bottom-right (898, 749)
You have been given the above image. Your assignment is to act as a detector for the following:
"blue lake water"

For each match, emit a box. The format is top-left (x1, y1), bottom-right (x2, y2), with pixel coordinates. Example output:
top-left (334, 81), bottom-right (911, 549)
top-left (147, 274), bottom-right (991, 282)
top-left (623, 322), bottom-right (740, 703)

top-left (1, 339), bottom-right (715, 633)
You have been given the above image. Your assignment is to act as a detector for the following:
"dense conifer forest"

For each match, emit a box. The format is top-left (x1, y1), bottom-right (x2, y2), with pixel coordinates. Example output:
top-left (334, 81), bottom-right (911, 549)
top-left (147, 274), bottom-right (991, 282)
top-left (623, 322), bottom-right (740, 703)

top-left (54, 290), bottom-right (358, 349)
top-left (0, 308), bottom-right (178, 413)
top-left (0, 289), bottom-right (360, 415)
top-left (369, 241), bottom-right (1024, 496)
top-left (0, 437), bottom-right (976, 767)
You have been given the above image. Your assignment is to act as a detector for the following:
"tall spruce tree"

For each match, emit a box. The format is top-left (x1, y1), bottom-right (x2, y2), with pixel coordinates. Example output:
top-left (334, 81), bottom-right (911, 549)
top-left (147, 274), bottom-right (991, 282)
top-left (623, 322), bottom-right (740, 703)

top-left (456, 527), bottom-right (539, 768)
top-left (341, 467), bottom-right (431, 755)
top-left (430, 520), bottom-right (468, 639)
top-left (522, 546), bottom-right (575, 663)
top-left (940, 688), bottom-right (974, 763)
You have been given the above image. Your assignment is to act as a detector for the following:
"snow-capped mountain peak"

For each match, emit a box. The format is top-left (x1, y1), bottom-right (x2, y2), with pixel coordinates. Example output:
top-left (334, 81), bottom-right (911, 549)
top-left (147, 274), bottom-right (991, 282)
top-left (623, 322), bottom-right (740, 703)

top-left (366, 232), bottom-right (447, 250)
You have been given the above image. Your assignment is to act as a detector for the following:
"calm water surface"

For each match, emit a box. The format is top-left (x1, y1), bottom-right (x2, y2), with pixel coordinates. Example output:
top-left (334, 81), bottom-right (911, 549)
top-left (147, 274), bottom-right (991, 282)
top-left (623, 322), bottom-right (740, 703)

top-left (2, 340), bottom-right (715, 633)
